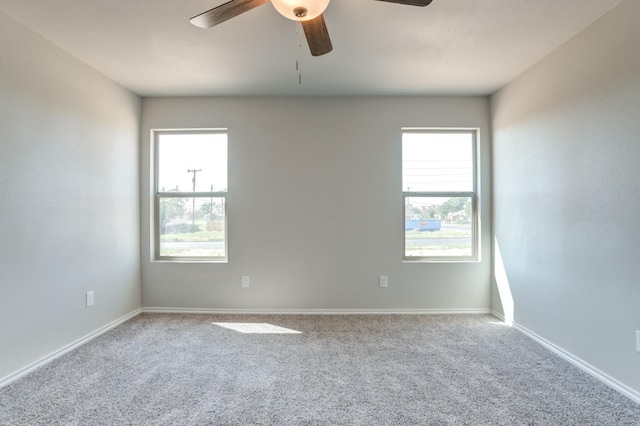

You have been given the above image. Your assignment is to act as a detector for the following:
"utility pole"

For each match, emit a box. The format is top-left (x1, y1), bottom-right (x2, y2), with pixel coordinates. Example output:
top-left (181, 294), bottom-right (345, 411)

top-left (187, 169), bottom-right (202, 227)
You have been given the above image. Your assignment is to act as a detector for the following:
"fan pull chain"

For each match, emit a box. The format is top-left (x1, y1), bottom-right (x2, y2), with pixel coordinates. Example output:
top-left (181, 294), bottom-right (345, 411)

top-left (296, 19), bottom-right (302, 85)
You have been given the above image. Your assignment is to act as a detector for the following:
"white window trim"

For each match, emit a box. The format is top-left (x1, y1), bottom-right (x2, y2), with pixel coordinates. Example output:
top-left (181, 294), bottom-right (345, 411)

top-left (152, 129), bottom-right (228, 263)
top-left (402, 128), bottom-right (480, 263)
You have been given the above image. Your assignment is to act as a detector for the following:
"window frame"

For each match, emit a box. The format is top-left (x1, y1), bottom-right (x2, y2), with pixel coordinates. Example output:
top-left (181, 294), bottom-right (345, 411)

top-left (402, 128), bottom-right (479, 263)
top-left (152, 129), bottom-right (228, 262)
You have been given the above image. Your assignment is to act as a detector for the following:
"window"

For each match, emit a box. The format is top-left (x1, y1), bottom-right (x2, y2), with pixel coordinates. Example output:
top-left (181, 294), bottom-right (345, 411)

top-left (154, 130), bottom-right (228, 261)
top-left (402, 129), bottom-right (478, 261)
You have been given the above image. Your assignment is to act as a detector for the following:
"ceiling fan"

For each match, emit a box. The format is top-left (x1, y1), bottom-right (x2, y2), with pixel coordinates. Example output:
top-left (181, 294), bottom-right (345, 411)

top-left (190, 0), bottom-right (434, 57)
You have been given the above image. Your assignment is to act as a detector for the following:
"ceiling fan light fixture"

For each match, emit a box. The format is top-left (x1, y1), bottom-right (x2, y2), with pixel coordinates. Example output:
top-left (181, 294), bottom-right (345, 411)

top-left (270, 0), bottom-right (330, 21)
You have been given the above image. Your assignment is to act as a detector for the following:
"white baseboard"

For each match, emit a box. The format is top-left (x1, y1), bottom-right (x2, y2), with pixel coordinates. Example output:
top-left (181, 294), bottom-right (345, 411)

top-left (490, 310), bottom-right (640, 405)
top-left (0, 308), bottom-right (142, 389)
top-left (142, 307), bottom-right (491, 315)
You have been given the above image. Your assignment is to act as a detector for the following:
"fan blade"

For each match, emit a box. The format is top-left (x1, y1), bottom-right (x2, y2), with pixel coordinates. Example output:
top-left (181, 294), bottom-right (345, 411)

top-left (301, 14), bottom-right (333, 57)
top-left (375, 0), bottom-right (433, 6)
top-left (190, 0), bottom-right (269, 28)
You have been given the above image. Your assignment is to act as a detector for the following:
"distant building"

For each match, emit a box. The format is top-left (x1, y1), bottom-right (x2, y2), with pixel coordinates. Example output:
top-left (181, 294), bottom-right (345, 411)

top-left (447, 210), bottom-right (468, 222)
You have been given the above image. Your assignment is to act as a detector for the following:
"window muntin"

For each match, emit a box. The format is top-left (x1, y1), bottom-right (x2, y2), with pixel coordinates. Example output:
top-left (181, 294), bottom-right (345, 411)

top-left (154, 130), bottom-right (227, 261)
top-left (402, 129), bottom-right (478, 261)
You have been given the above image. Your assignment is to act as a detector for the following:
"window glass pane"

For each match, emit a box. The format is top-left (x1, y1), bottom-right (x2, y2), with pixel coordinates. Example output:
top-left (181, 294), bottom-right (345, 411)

top-left (402, 132), bottom-right (473, 192)
top-left (158, 132), bottom-right (227, 193)
top-left (159, 196), bottom-right (225, 258)
top-left (405, 196), bottom-right (472, 257)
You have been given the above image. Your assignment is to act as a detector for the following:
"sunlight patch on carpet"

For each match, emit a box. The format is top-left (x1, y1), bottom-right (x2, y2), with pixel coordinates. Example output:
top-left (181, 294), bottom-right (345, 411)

top-left (212, 322), bottom-right (302, 334)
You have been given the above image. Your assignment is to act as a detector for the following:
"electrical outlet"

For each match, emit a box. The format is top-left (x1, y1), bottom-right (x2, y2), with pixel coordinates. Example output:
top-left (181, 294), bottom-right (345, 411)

top-left (379, 275), bottom-right (388, 288)
top-left (636, 330), bottom-right (640, 353)
top-left (242, 276), bottom-right (250, 288)
top-left (86, 291), bottom-right (94, 307)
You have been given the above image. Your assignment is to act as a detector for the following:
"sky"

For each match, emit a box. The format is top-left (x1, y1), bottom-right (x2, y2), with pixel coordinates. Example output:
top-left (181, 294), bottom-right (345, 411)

top-left (402, 131), bottom-right (474, 194)
top-left (157, 132), bottom-right (228, 193)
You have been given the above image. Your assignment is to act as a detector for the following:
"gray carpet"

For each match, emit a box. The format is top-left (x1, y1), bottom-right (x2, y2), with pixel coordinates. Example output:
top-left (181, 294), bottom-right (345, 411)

top-left (1, 314), bottom-right (639, 425)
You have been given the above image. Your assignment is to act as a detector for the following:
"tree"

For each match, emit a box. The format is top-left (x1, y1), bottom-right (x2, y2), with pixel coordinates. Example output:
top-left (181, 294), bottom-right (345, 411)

top-left (160, 197), bottom-right (186, 230)
top-left (438, 198), bottom-right (469, 220)
top-left (199, 201), bottom-right (224, 220)
top-left (424, 206), bottom-right (437, 219)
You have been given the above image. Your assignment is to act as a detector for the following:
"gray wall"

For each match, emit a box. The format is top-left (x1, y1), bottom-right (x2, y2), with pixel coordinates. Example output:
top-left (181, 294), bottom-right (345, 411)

top-left (141, 96), bottom-right (492, 311)
top-left (491, 0), bottom-right (640, 394)
top-left (0, 13), bottom-right (141, 380)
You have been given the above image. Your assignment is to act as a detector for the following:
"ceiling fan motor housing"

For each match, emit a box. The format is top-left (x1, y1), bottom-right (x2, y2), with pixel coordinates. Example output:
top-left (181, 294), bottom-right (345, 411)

top-left (270, 0), bottom-right (330, 21)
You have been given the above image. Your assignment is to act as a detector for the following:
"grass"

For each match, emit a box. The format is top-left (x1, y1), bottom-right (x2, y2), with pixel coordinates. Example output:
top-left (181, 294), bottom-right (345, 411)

top-left (159, 247), bottom-right (225, 257)
top-left (405, 229), bottom-right (470, 239)
top-left (406, 245), bottom-right (472, 257)
top-left (160, 230), bottom-right (224, 242)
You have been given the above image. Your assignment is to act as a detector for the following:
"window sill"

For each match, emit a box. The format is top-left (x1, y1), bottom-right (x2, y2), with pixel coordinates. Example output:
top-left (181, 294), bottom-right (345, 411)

top-left (402, 258), bottom-right (480, 264)
top-left (152, 258), bottom-right (228, 264)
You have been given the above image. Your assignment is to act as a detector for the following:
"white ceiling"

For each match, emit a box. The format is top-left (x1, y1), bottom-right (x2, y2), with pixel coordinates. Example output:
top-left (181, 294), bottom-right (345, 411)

top-left (0, 0), bottom-right (623, 97)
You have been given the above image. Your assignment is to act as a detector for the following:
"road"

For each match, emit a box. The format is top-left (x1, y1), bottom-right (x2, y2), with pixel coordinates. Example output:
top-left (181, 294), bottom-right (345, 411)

top-left (163, 241), bottom-right (224, 250)
top-left (405, 237), bottom-right (470, 248)
top-left (406, 223), bottom-right (471, 247)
